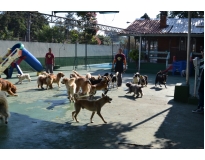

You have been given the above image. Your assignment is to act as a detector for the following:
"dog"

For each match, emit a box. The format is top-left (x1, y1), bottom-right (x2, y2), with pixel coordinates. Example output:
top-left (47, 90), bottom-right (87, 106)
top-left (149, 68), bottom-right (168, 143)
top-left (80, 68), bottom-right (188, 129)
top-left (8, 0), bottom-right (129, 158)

top-left (0, 91), bottom-right (10, 124)
top-left (125, 82), bottom-right (143, 98)
top-left (109, 72), bottom-right (118, 88)
top-left (89, 76), bottom-right (109, 95)
top-left (61, 78), bottom-right (76, 102)
top-left (50, 72), bottom-right (65, 88)
top-left (72, 93), bottom-right (112, 123)
top-left (71, 76), bottom-right (91, 95)
top-left (16, 74), bottom-right (31, 84)
top-left (0, 78), bottom-right (17, 96)
top-left (37, 74), bottom-right (53, 90)
top-left (155, 71), bottom-right (168, 88)
top-left (139, 75), bottom-right (148, 87)
top-left (132, 72), bottom-right (140, 84)
top-left (72, 70), bottom-right (91, 79)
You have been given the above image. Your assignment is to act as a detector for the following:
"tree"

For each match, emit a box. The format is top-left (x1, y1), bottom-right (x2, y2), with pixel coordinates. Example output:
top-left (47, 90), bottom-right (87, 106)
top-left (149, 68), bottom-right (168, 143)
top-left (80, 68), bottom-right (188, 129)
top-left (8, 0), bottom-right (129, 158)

top-left (75, 12), bottom-right (98, 44)
top-left (0, 11), bottom-right (49, 41)
top-left (35, 25), bottom-right (65, 43)
top-left (169, 11), bottom-right (204, 18)
top-left (141, 13), bottom-right (150, 20)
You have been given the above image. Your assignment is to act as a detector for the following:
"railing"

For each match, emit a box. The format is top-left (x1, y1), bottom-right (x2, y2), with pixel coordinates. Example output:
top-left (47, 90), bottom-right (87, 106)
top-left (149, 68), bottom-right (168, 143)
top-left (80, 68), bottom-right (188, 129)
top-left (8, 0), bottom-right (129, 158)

top-left (142, 51), bottom-right (170, 67)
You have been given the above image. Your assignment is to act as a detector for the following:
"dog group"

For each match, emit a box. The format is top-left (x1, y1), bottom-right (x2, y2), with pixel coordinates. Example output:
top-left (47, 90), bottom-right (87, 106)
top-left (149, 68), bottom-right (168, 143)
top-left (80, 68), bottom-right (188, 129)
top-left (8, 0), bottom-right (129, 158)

top-left (61, 70), bottom-right (118, 102)
top-left (60, 70), bottom-right (116, 123)
top-left (125, 72), bottom-right (148, 98)
top-left (125, 70), bottom-right (168, 98)
top-left (0, 69), bottom-right (168, 125)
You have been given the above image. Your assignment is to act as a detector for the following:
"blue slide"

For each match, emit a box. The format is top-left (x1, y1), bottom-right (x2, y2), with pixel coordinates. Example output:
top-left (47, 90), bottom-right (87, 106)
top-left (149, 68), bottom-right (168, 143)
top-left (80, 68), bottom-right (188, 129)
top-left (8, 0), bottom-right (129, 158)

top-left (9, 43), bottom-right (44, 77)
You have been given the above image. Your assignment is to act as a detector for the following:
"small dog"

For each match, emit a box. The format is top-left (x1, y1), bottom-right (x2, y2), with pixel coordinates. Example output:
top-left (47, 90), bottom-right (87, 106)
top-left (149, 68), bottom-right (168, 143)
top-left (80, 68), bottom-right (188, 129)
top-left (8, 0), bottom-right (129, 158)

top-left (0, 91), bottom-right (10, 124)
top-left (125, 82), bottom-right (143, 98)
top-left (132, 72), bottom-right (140, 84)
top-left (109, 72), bottom-right (118, 88)
top-left (16, 74), bottom-right (31, 84)
top-left (61, 78), bottom-right (76, 102)
top-left (50, 72), bottom-right (65, 88)
top-left (72, 93), bottom-right (112, 123)
top-left (139, 75), bottom-right (148, 87)
top-left (37, 74), bottom-right (53, 90)
top-left (155, 71), bottom-right (168, 88)
top-left (0, 78), bottom-right (17, 96)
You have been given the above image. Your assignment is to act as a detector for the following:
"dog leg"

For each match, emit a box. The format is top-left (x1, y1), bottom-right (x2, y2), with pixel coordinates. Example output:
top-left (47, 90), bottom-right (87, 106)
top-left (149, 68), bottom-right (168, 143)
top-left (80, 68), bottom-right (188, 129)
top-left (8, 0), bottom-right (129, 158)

top-left (126, 91), bottom-right (131, 94)
top-left (90, 111), bottom-right (95, 123)
top-left (97, 111), bottom-right (107, 123)
top-left (73, 106), bottom-right (81, 123)
top-left (72, 111), bottom-right (76, 121)
top-left (7, 90), bottom-right (18, 96)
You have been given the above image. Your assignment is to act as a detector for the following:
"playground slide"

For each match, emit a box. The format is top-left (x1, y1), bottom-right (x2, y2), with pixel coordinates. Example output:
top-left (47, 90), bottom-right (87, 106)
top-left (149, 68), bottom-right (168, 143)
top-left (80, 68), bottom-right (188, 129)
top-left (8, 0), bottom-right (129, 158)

top-left (11, 43), bottom-right (43, 72)
top-left (0, 48), bottom-right (22, 74)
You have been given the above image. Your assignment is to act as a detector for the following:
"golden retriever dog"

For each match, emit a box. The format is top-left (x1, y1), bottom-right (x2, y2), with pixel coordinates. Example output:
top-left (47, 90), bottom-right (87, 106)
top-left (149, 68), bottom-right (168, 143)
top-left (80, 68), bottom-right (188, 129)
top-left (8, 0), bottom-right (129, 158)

top-left (70, 76), bottom-right (91, 95)
top-left (49, 72), bottom-right (65, 88)
top-left (89, 76), bottom-right (109, 95)
top-left (16, 73), bottom-right (31, 84)
top-left (0, 78), bottom-right (17, 96)
top-left (37, 74), bottom-right (53, 90)
top-left (0, 91), bottom-right (10, 124)
top-left (72, 70), bottom-right (89, 78)
top-left (61, 78), bottom-right (76, 102)
top-left (72, 93), bottom-right (112, 123)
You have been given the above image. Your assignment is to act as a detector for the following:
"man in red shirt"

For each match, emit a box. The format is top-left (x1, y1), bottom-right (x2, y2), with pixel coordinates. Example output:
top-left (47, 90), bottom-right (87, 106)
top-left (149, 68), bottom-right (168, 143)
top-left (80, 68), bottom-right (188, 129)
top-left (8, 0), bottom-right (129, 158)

top-left (112, 48), bottom-right (127, 87)
top-left (45, 48), bottom-right (55, 73)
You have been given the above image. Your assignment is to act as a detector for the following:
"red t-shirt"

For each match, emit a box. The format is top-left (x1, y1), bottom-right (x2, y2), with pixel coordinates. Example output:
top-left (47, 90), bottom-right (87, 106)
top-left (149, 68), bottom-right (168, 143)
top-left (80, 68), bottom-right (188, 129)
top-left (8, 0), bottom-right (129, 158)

top-left (45, 52), bottom-right (54, 64)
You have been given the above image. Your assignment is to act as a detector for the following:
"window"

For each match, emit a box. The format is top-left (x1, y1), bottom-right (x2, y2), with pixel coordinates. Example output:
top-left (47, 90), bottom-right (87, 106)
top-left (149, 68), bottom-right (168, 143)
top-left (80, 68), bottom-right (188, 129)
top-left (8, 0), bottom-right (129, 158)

top-left (180, 37), bottom-right (186, 51)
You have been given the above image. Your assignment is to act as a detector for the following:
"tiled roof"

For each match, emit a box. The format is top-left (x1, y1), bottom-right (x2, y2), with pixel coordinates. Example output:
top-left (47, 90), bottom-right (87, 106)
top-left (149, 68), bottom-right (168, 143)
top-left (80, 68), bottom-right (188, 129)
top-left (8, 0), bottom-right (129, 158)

top-left (123, 18), bottom-right (204, 35)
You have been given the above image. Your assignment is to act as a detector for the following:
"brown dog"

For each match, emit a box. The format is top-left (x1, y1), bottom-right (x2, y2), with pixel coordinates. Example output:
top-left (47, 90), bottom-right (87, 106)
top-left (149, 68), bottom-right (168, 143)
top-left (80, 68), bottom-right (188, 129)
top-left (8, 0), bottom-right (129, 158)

top-left (61, 77), bottom-right (76, 102)
top-left (0, 91), bottom-right (10, 124)
top-left (0, 78), bottom-right (17, 96)
top-left (50, 72), bottom-right (65, 88)
top-left (37, 74), bottom-right (53, 90)
top-left (72, 70), bottom-right (91, 79)
top-left (72, 93), bottom-right (112, 123)
top-left (89, 76), bottom-right (109, 95)
top-left (70, 76), bottom-right (91, 95)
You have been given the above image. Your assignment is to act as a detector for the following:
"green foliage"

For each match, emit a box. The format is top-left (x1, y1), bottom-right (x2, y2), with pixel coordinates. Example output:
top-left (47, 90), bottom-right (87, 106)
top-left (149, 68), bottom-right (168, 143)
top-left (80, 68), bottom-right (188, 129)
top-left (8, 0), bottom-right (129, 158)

top-left (0, 11), bottom-right (49, 41)
top-left (129, 49), bottom-right (144, 61)
top-left (35, 25), bottom-right (65, 43)
top-left (141, 13), bottom-right (150, 19)
top-left (169, 11), bottom-right (204, 18)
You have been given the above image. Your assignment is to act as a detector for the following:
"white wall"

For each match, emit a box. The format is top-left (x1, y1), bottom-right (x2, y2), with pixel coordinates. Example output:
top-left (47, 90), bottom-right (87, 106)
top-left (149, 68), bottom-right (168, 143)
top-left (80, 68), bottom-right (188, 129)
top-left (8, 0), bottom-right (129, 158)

top-left (0, 40), bottom-right (120, 58)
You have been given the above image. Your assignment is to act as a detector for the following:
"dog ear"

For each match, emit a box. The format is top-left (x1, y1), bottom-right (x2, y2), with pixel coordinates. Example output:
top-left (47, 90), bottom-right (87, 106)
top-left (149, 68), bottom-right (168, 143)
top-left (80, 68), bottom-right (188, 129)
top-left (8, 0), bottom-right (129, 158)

top-left (102, 93), bottom-right (105, 97)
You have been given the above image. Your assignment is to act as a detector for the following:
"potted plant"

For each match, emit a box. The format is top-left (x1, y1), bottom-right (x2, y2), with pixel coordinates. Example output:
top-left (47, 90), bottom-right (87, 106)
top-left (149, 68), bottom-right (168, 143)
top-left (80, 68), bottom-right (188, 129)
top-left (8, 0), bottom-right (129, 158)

top-left (128, 49), bottom-right (144, 70)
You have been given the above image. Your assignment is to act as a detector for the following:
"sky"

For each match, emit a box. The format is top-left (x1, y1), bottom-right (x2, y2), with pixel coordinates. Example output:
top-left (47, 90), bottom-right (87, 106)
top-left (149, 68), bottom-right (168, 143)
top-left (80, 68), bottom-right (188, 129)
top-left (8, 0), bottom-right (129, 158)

top-left (39, 11), bottom-right (160, 29)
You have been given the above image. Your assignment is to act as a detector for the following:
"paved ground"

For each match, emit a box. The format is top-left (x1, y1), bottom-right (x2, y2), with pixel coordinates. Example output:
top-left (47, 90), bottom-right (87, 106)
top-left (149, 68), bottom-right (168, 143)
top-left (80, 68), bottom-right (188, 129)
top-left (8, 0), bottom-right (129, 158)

top-left (0, 65), bottom-right (204, 151)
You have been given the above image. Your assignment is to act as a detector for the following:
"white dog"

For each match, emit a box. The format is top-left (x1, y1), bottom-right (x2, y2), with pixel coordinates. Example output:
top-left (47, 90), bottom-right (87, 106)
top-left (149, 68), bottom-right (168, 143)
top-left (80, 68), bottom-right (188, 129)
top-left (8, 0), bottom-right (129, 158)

top-left (0, 91), bottom-right (10, 124)
top-left (132, 72), bottom-right (140, 84)
top-left (16, 74), bottom-right (31, 84)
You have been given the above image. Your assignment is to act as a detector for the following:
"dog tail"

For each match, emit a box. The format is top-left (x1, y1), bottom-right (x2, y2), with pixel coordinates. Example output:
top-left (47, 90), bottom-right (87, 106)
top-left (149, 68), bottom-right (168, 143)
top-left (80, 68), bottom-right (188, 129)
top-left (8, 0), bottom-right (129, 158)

top-left (73, 93), bottom-right (79, 102)
top-left (86, 73), bottom-right (91, 79)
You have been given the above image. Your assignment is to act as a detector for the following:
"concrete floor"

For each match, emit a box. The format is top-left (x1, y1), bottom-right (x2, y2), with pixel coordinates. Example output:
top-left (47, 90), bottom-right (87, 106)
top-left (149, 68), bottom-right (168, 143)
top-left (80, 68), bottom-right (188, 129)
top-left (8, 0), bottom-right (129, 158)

top-left (0, 65), bottom-right (204, 150)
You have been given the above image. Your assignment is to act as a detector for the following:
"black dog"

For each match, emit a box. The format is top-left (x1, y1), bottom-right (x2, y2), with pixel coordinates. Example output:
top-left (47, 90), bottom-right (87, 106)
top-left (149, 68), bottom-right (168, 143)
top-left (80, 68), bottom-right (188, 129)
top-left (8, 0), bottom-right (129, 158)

top-left (109, 72), bottom-right (118, 88)
top-left (155, 71), bottom-right (168, 88)
top-left (125, 82), bottom-right (143, 98)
